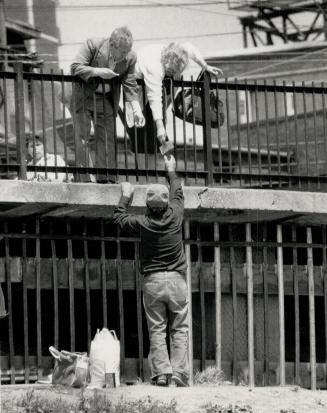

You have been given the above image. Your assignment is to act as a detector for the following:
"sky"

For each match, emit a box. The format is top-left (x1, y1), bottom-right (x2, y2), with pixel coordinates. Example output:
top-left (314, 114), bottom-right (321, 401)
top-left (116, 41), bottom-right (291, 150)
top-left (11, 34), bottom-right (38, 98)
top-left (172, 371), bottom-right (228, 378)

top-left (55, 0), bottom-right (248, 72)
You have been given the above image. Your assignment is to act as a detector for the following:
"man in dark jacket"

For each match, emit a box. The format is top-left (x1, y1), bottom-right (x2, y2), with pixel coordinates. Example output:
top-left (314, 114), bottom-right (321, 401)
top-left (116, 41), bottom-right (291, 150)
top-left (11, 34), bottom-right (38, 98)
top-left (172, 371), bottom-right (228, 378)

top-left (114, 155), bottom-right (189, 387)
top-left (71, 26), bottom-right (144, 183)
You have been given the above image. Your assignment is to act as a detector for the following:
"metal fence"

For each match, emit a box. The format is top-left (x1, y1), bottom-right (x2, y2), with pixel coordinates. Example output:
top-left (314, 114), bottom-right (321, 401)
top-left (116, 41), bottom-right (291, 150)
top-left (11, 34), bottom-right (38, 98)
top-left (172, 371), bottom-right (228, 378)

top-left (1, 65), bottom-right (327, 189)
top-left (1, 217), bottom-right (327, 388)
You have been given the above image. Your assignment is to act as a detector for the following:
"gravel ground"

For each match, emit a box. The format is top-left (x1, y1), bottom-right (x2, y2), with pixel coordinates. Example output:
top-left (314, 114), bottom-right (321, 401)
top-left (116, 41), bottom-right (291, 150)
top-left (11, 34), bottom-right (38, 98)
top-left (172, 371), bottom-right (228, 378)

top-left (1, 383), bottom-right (327, 413)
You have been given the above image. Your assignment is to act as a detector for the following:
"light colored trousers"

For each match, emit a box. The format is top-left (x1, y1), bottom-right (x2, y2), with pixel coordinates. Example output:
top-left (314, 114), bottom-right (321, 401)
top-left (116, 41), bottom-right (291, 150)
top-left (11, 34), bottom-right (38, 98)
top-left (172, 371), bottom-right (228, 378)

top-left (143, 271), bottom-right (189, 379)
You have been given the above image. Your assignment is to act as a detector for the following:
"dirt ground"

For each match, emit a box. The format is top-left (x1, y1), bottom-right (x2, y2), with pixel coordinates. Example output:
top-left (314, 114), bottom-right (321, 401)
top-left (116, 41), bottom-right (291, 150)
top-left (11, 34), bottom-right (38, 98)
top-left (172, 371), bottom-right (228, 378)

top-left (1, 383), bottom-right (327, 413)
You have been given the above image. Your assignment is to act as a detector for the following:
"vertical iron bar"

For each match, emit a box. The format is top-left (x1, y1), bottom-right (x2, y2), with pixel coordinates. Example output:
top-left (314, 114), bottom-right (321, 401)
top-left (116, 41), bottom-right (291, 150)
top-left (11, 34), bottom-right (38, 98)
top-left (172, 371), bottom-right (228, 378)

top-left (202, 72), bottom-right (213, 185)
top-left (14, 62), bottom-right (26, 180)
top-left (134, 241), bottom-right (144, 381)
top-left (216, 79), bottom-right (223, 185)
top-left (214, 222), bottom-right (221, 370)
top-left (35, 219), bottom-right (42, 381)
top-left (116, 227), bottom-right (125, 379)
top-left (282, 81), bottom-right (291, 187)
top-left (4, 222), bottom-right (15, 383)
top-left (22, 223), bottom-right (29, 383)
top-left (292, 225), bottom-right (300, 385)
top-left (83, 219), bottom-right (91, 351)
top-left (277, 224), bottom-right (285, 385)
top-left (40, 68), bottom-right (48, 179)
top-left (254, 80), bottom-right (262, 187)
top-left (262, 223), bottom-right (269, 385)
top-left (321, 82), bottom-right (327, 179)
top-left (302, 81), bottom-right (309, 187)
top-left (245, 80), bottom-right (252, 186)
top-left (100, 219), bottom-right (107, 327)
top-left (184, 220), bottom-right (193, 385)
top-left (225, 78), bottom-right (233, 183)
top-left (263, 80), bottom-right (272, 187)
top-left (61, 70), bottom-right (69, 181)
top-left (246, 223), bottom-right (255, 387)
top-left (306, 227), bottom-right (316, 390)
top-left (197, 223), bottom-right (206, 370)
top-left (312, 82), bottom-right (319, 189)
top-left (2, 74), bottom-right (9, 178)
top-left (229, 224), bottom-right (238, 383)
top-left (66, 220), bottom-right (75, 351)
top-left (273, 80), bottom-right (281, 187)
top-left (50, 221), bottom-right (59, 349)
top-left (191, 76), bottom-right (198, 184)
top-left (322, 226), bottom-right (327, 389)
top-left (292, 82), bottom-right (300, 188)
top-left (235, 79), bottom-right (242, 187)
top-left (50, 70), bottom-right (58, 178)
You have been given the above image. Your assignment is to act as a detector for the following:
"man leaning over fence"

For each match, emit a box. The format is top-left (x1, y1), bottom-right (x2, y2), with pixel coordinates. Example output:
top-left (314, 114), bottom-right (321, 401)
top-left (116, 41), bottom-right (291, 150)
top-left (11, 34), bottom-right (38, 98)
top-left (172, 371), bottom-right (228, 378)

top-left (70, 26), bottom-right (145, 183)
top-left (113, 155), bottom-right (189, 387)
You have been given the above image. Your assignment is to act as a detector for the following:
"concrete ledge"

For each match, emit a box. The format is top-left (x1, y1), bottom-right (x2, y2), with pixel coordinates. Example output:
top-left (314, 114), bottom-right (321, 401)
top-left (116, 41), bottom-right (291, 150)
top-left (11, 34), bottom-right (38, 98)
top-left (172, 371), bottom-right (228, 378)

top-left (0, 180), bottom-right (326, 222)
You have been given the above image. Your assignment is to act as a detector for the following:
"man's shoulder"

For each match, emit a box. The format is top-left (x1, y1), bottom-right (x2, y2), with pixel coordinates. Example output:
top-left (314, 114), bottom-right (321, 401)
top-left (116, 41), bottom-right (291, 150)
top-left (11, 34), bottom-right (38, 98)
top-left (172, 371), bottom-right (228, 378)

top-left (126, 50), bottom-right (137, 64)
top-left (85, 37), bottom-right (108, 50)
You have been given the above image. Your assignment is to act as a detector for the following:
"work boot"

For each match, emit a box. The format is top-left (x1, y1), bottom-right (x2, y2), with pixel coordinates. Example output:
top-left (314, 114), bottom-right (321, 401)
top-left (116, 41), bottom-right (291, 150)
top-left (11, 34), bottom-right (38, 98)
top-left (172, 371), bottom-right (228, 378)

top-left (172, 372), bottom-right (189, 387)
top-left (156, 374), bottom-right (168, 386)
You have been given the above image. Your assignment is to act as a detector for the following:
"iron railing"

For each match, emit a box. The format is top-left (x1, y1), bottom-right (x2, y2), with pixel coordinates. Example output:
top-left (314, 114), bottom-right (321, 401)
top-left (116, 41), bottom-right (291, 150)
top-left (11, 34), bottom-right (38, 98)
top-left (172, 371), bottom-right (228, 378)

top-left (0, 64), bottom-right (327, 189)
top-left (1, 217), bottom-right (327, 388)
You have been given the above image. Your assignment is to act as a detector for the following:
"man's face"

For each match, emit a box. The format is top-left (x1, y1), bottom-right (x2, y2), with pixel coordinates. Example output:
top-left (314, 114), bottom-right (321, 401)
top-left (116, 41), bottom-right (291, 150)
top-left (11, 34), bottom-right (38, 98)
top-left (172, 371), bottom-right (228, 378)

top-left (28, 139), bottom-right (44, 161)
top-left (164, 62), bottom-right (186, 79)
top-left (110, 44), bottom-right (131, 63)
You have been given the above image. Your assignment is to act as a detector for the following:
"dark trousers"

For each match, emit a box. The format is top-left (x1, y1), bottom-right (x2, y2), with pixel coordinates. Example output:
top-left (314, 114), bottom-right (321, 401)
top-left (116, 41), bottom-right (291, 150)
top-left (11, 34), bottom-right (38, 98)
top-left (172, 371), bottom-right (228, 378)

top-left (128, 103), bottom-right (158, 154)
top-left (73, 94), bottom-right (116, 182)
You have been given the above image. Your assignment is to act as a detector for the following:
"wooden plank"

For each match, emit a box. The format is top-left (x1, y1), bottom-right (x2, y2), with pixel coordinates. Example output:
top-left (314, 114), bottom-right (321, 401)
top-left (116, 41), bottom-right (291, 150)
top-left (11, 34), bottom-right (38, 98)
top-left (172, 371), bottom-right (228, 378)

top-left (246, 223), bottom-right (255, 387)
top-left (214, 222), bottom-right (222, 370)
top-left (277, 224), bottom-right (285, 385)
top-left (184, 220), bottom-right (193, 385)
top-left (292, 225), bottom-right (300, 386)
top-left (307, 227), bottom-right (317, 390)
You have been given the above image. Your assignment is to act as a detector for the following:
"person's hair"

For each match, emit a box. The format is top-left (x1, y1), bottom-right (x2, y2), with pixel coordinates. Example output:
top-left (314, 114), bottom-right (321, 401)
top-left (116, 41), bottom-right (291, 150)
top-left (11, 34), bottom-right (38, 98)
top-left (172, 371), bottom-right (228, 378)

top-left (26, 134), bottom-right (43, 149)
top-left (109, 26), bottom-right (133, 50)
top-left (146, 205), bottom-right (168, 219)
top-left (161, 42), bottom-right (189, 75)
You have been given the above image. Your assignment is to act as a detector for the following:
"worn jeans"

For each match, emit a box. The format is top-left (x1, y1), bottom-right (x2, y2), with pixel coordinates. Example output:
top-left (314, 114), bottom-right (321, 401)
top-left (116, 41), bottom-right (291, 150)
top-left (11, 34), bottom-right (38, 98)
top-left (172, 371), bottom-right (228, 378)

top-left (0, 283), bottom-right (7, 318)
top-left (143, 271), bottom-right (189, 379)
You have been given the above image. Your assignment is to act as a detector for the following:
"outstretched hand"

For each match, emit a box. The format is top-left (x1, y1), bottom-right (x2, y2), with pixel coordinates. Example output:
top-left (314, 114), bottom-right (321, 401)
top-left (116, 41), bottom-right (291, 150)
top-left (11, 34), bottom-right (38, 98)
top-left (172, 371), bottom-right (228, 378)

top-left (121, 182), bottom-right (134, 198)
top-left (164, 154), bottom-right (176, 172)
top-left (205, 65), bottom-right (223, 77)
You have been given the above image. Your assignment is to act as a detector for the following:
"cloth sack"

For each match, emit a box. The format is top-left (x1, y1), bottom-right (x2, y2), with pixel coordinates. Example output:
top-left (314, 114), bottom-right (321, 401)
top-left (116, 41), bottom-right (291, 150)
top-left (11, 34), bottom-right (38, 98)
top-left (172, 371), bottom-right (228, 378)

top-left (174, 71), bottom-right (224, 128)
top-left (49, 346), bottom-right (89, 387)
top-left (88, 328), bottom-right (120, 389)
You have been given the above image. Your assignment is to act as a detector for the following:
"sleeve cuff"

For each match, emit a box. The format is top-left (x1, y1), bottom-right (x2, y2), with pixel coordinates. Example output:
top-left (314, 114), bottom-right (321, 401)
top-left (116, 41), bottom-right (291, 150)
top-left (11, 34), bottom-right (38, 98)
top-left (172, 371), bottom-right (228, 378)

top-left (130, 100), bottom-right (142, 114)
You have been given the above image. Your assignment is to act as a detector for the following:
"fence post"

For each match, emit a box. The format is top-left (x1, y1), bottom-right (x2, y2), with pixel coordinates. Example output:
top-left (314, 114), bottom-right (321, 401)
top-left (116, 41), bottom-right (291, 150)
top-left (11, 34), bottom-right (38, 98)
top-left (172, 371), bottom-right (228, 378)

top-left (202, 71), bottom-right (213, 186)
top-left (14, 62), bottom-right (26, 180)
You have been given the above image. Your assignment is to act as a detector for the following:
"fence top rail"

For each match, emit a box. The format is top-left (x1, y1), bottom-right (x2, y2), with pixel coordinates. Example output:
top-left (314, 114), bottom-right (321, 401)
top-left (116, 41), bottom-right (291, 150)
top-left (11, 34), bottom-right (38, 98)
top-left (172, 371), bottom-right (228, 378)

top-left (0, 69), bottom-right (326, 95)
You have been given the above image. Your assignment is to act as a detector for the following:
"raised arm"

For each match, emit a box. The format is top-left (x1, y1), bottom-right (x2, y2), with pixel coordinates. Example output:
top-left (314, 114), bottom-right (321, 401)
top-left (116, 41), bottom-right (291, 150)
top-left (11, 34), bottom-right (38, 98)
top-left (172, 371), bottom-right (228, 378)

top-left (113, 182), bottom-right (141, 235)
top-left (164, 155), bottom-right (184, 213)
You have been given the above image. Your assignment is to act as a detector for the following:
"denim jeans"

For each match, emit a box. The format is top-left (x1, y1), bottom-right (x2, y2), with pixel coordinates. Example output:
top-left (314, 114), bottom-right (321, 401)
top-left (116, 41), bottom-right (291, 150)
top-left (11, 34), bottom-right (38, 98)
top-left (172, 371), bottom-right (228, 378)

top-left (0, 283), bottom-right (7, 318)
top-left (143, 271), bottom-right (189, 379)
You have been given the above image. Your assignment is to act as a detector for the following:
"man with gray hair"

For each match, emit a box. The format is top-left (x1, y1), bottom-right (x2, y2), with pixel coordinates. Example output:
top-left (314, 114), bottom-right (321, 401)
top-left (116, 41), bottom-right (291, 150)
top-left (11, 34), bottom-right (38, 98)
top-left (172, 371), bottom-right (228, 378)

top-left (113, 155), bottom-right (189, 387)
top-left (71, 26), bottom-right (145, 183)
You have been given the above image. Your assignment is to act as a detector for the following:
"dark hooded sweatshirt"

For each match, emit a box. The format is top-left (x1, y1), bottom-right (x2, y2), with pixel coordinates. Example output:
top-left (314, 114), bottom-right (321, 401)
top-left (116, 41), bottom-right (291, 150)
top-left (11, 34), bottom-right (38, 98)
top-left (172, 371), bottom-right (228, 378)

top-left (113, 172), bottom-right (186, 276)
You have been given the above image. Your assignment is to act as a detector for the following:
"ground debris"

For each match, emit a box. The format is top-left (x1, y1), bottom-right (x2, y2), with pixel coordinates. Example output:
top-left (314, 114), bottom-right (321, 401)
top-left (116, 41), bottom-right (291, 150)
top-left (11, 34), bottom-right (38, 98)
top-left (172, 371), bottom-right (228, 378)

top-left (204, 403), bottom-right (253, 413)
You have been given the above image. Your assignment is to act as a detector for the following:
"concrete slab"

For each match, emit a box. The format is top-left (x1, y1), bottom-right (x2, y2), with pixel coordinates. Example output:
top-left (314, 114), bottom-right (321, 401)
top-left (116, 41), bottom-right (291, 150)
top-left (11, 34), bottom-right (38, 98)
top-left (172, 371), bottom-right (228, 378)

top-left (0, 180), bottom-right (326, 223)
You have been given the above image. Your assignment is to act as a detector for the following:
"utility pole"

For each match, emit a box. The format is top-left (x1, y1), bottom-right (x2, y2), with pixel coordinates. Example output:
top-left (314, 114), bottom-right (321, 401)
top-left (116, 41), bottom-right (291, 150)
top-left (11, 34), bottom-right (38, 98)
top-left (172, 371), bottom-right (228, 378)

top-left (0, 0), bottom-right (7, 69)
